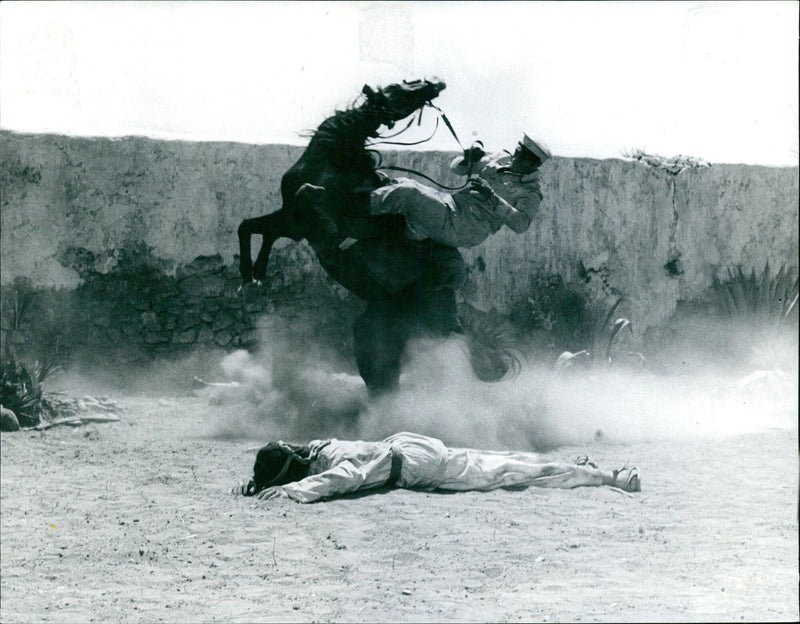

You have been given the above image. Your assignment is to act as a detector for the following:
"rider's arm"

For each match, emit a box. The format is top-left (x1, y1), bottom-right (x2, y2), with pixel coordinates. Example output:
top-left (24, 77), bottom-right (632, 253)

top-left (269, 452), bottom-right (393, 503)
top-left (468, 177), bottom-right (532, 234)
top-left (487, 171), bottom-right (544, 235)
top-left (494, 193), bottom-right (531, 233)
top-left (506, 176), bottom-right (543, 234)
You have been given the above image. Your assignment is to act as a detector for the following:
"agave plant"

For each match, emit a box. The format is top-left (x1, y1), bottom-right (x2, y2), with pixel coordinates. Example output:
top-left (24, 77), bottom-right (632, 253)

top-left (712, 263), bottom-right (799, 328)
top-left (1, 278), bottom-right (34, 332)
top-left (0, 356), bottom-right (59, 428)
top-left (554, 296), bottom-right (643, 372)
top-left (1, 278), bottom-right (35, 355)
top-left (589, 296), bottom-right (635, 363)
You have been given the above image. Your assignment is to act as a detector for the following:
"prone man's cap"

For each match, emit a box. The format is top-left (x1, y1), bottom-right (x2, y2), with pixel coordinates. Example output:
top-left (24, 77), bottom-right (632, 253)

top-left (521, 133), bottom-right (552, 162)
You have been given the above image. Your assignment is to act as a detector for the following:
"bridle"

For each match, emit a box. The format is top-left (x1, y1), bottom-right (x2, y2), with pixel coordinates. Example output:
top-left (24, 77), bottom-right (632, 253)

top-left (368, 99), bottom-right (475, 191)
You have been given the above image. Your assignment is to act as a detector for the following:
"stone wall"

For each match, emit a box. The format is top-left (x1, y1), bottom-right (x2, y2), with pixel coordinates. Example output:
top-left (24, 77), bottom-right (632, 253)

top-left (1, 130), bottom-right (797, 365)
top-left (460, 159), bottom-right (799, 333)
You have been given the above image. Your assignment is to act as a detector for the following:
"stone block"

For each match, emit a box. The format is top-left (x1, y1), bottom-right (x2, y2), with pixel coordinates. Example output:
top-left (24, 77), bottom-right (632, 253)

top-left (239, 329), bottom-right (259, 346)
top-left (172, 329), bottom-right (197, 344)
top-left (177, 313), bottom-right (201, 331)
top-left (175, 254), bottom-right (224, 279)
top-left (212, 311), bottom-right (235, 331)
top-left (178, 274), bottom-right (225, 298)
top-left (140, 311), bottom-right (158, 328)
top-left (145, 331), bottom-right (170, 344)
top-left (213, 330), bottom-right (233, 346)
top-left (253, 314), bottom-right (277, 329)
top-left (197, 326), bottom-right (214, 343)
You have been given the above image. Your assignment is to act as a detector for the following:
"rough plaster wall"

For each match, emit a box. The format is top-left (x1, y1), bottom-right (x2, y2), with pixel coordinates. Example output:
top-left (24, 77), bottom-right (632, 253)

top-left (335, 150), bottom-right (798, 332)
top-left (1, 132), bottom-right (303, 286)
top-left (461, 158), bottom-right (683, 332)
top-left (674, 165), bottom-right (799, 301)
top-left (2, 131), bottom-right (797, 338)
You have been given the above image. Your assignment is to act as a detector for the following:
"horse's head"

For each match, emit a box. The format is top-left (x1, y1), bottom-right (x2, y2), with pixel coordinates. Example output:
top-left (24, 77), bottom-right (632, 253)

top-left (363, 77), bottom-right (446, 127)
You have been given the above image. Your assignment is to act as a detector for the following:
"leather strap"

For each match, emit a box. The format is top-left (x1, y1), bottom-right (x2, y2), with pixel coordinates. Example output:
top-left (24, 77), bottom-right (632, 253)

top-left (385, 447), bottom-right (403, 487)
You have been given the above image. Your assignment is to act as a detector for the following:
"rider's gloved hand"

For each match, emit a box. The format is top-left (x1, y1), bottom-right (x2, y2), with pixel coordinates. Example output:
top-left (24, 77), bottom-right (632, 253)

top-left (468, 177), bottom-right (495, 202)
top-left (463, 142), bottom-right (486, 167)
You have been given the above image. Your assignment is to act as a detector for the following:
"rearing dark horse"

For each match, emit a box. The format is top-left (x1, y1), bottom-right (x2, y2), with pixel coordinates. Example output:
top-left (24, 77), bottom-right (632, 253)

top-left (238, 78), bottom-right (515, 394)
top-left (238, 78), bottom-right (445, 288)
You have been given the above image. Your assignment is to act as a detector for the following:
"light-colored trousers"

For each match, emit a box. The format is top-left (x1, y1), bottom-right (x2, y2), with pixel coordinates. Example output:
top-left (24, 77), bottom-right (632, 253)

top-left (384, 432), bottom-right (603, 492)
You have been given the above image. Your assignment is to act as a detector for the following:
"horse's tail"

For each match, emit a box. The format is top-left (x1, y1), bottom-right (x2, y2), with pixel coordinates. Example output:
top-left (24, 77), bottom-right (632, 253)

top-left (459, 309), bottom-right (524, 382)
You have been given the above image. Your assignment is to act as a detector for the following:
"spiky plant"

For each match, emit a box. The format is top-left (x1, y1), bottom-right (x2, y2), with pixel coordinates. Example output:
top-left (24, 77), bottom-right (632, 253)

top-left (591, 296), bottom-right (635, 363)
top-left (555, 296), bottom-right (643, 371)
top-left (1, 278), bottom-right (34, 333)
top-left (0, 356), bottom-right (60, 427)
top-left (712, 263), bottom-right (799, 329)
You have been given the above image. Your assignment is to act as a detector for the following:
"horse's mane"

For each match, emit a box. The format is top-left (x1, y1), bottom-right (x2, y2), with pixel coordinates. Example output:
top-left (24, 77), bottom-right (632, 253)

top-left (298, 101), bottom-right (383, 174)
top-left (306, 97), bottom-right (381, 149)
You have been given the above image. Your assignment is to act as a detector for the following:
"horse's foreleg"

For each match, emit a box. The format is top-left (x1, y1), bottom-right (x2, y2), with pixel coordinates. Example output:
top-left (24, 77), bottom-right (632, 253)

top-left (353, 302), bottom-right (406, 396)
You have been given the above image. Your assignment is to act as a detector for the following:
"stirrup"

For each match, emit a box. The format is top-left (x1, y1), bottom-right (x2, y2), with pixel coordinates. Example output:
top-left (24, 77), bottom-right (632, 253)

top-left (575, 455), bottom-right (598, 469)
top-left (611, 465), bottom-right (641, 493)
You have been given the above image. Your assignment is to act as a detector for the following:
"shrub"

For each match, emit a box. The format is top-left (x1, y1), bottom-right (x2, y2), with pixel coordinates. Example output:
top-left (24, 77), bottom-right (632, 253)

top-left (554, 295), bottom-right (644, 371)
top-left (712, 263), bottom-right (799, 329)
top-left (0, 355), bottom-right (59, 428)
top-left (509, 274), bottom-right (593, 354)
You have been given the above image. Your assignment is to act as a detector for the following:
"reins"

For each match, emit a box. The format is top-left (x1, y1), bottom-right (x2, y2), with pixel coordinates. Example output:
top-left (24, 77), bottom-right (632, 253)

top-left (370, 106), bottom-right (440, 144)
top-left (370, 100), bottom-right (473, 191)
top-left (374, 158), bottom-right (471, 191)
top-left (428, 102), bottom-right (466, 151)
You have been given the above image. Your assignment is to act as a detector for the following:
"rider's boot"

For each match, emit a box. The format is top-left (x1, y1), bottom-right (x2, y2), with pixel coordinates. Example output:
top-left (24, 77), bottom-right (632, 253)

top-left (295, 183), bottom-right (327, 202)
top-left (334, 189), bottom-right (408, 241)
top-left (295, 183), bottom-right (339, 248)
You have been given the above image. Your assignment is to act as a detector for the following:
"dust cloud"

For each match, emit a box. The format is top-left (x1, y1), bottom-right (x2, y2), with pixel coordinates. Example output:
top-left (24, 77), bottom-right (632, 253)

top-left (195, 321), bottom-right (798, 452)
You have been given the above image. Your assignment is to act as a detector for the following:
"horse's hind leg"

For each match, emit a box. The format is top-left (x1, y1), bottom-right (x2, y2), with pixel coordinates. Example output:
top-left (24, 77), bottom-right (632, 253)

top-left (238, 215), bottom-right (267, 284)
top-left (237, 210), bottom-right (299, 285)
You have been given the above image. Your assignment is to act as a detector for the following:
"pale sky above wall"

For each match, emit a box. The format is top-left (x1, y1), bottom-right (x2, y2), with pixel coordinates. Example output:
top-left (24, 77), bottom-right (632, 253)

top-left (1, 1), bottom-right (797, 165)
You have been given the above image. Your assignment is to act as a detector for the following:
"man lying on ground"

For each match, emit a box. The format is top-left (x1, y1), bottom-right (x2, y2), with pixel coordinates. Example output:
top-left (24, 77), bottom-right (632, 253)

top-left (231, 431), bottom-right (640, 503)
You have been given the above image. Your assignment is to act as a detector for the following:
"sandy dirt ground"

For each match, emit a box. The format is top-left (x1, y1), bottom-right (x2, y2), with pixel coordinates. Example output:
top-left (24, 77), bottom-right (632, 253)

top-left (1, 341), bottom-right (798, 623)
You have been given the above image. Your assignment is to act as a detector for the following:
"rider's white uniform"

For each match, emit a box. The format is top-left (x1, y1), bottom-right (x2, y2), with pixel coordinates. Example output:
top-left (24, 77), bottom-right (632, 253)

top-left (368, 152), bottom-right (543, 248)
top-left (278, 432), bottom-right (604, 503)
